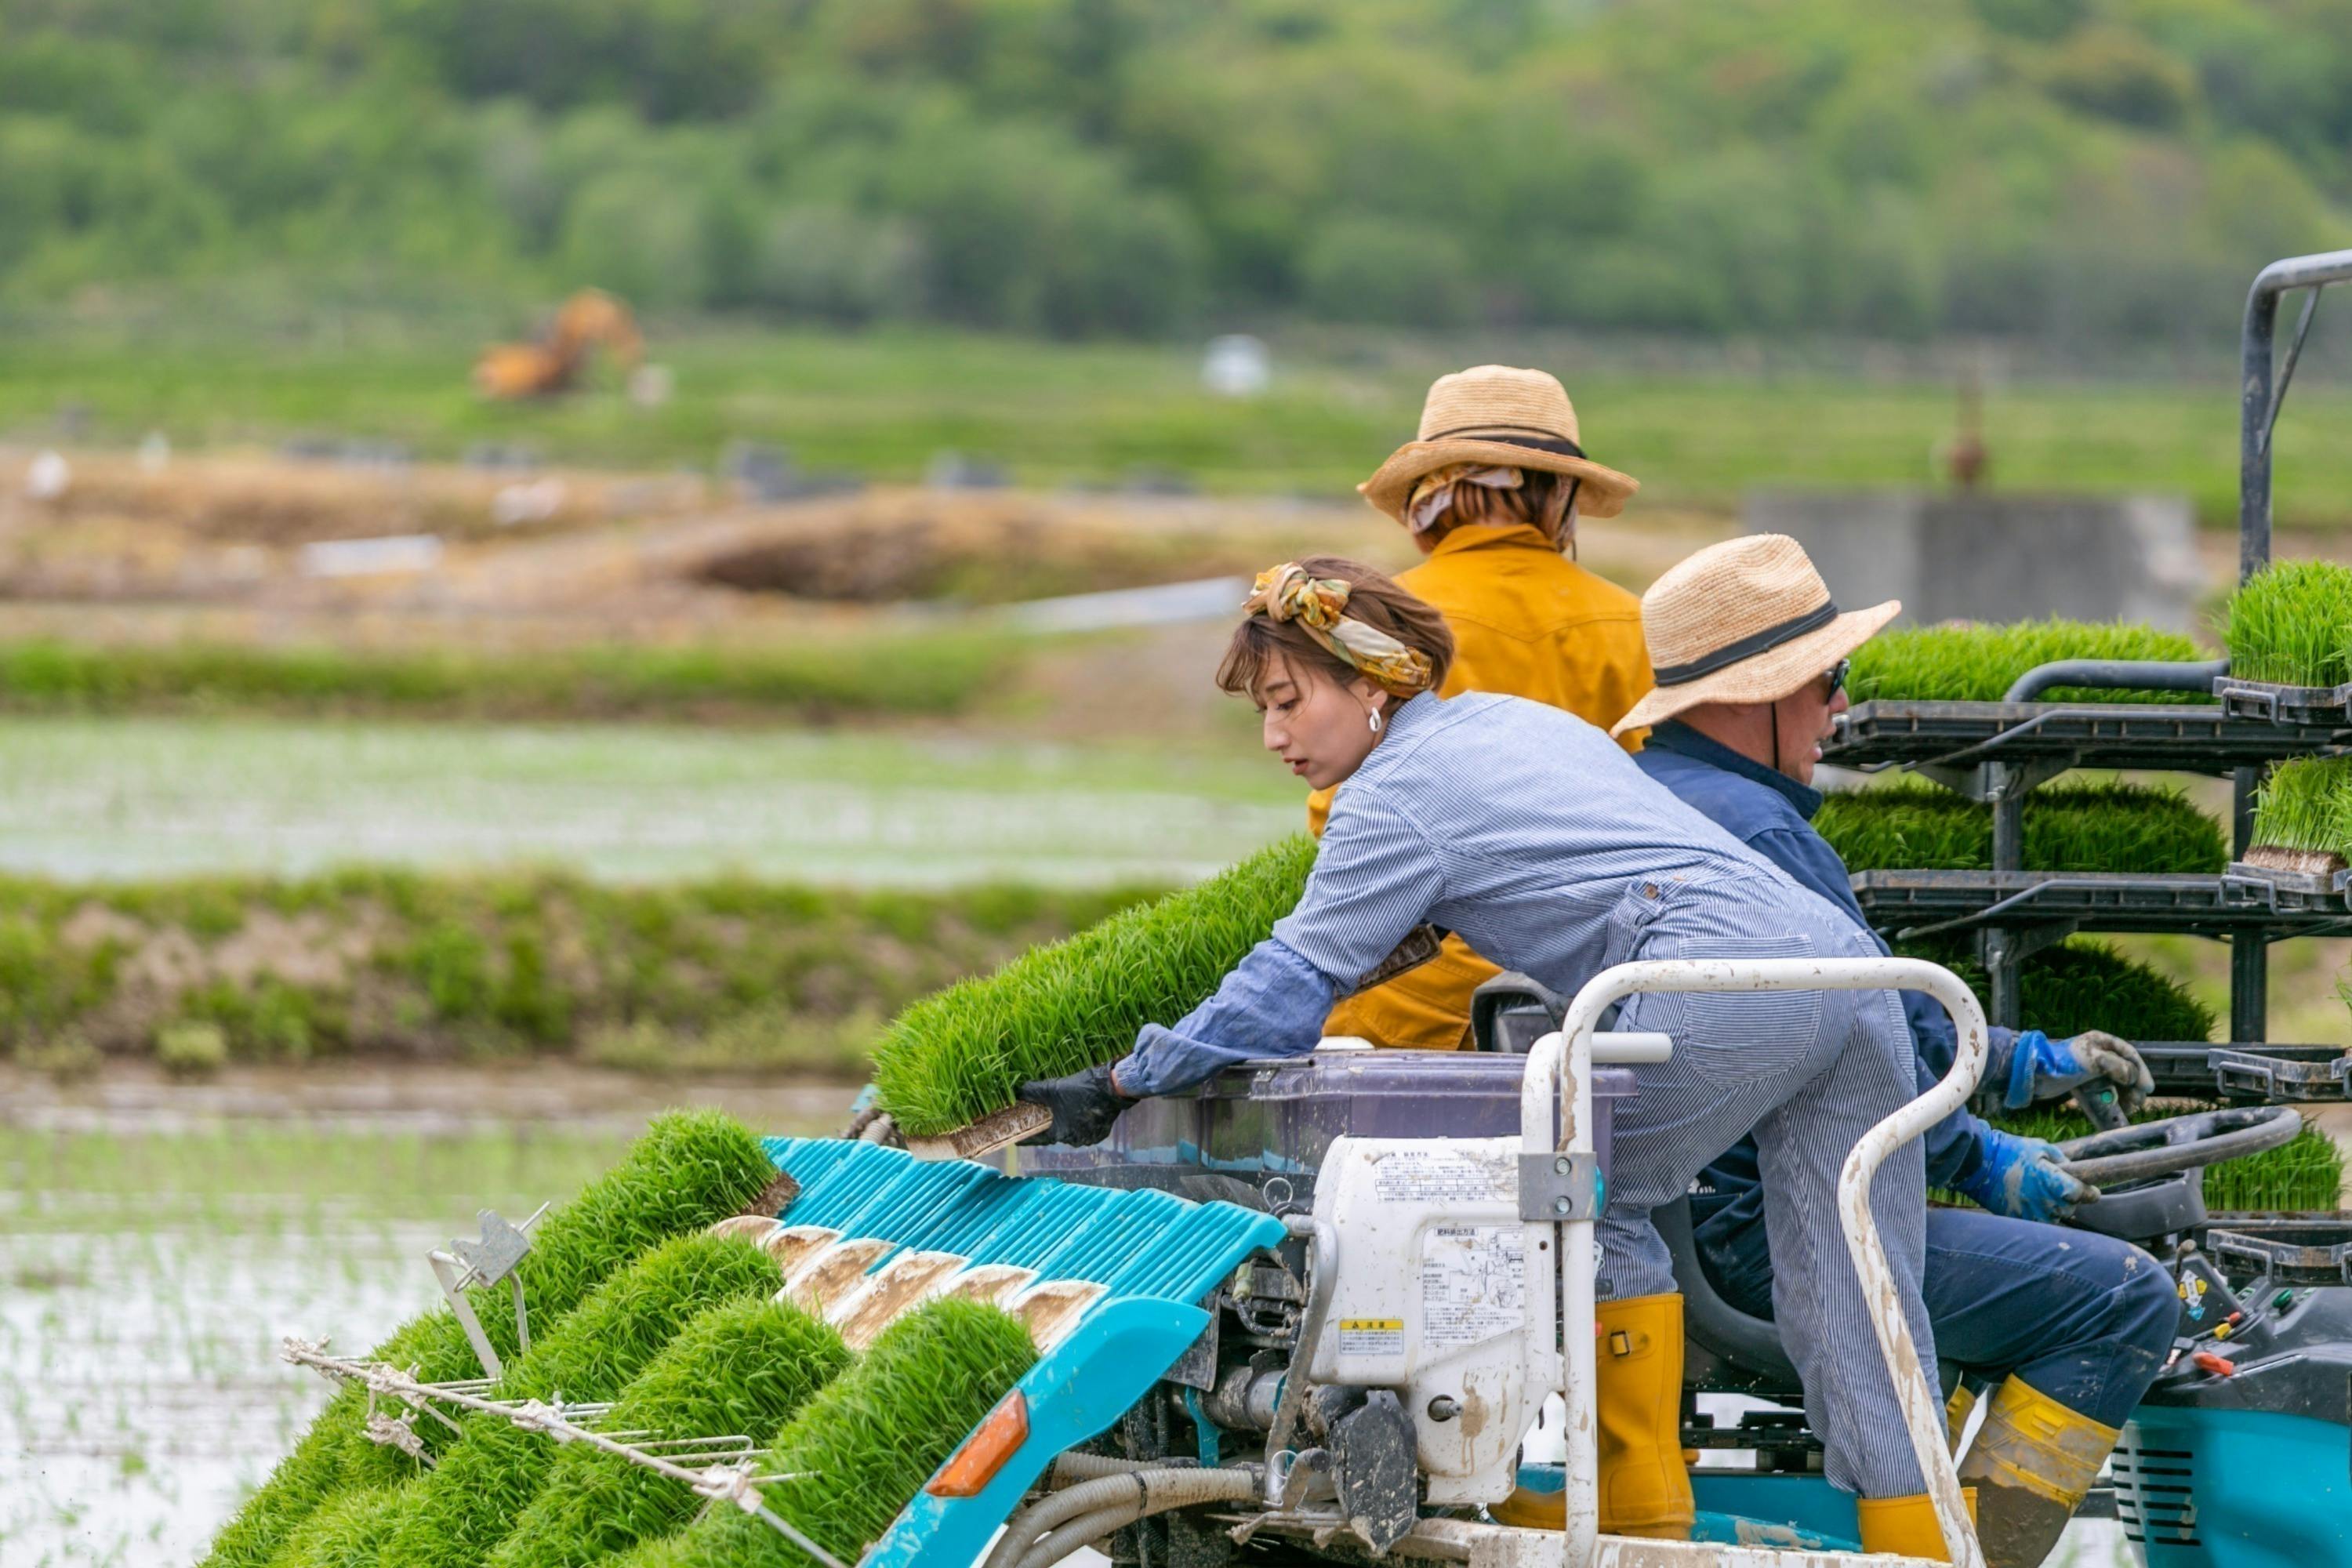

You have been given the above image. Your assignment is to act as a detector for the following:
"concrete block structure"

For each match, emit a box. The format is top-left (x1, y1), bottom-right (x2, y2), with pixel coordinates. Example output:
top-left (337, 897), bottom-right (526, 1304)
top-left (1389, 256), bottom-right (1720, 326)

top-left (1744, 490), bottom-right (2205, 630)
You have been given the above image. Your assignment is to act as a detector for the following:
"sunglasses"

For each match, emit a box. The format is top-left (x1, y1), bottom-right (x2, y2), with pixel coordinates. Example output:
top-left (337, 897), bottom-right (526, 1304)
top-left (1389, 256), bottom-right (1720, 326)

top-left (1820, 659), bottom-right (1850, 701)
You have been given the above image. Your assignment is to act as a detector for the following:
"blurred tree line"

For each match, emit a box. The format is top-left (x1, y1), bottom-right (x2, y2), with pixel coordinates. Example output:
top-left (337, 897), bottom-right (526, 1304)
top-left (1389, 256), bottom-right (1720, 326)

top-left (0, 0), bottom-right (2344, 343)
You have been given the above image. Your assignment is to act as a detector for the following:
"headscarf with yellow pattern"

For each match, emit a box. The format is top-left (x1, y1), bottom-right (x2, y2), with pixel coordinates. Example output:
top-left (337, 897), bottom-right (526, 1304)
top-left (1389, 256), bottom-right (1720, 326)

top-left (1242, 561), bottom-right (1436, 698)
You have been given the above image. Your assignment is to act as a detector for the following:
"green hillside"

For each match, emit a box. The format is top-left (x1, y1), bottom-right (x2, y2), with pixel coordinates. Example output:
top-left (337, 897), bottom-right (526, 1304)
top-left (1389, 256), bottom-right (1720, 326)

top-left (2, 0), bottom-right (2344, 342)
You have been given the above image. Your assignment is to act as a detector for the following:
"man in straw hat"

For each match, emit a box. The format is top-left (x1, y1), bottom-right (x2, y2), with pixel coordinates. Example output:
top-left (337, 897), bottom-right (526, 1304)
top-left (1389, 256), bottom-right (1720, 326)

top-left (1314, 365), bottom-right (1653, 1053)
top-left (1618, 534), bottom-right (2172, 1566)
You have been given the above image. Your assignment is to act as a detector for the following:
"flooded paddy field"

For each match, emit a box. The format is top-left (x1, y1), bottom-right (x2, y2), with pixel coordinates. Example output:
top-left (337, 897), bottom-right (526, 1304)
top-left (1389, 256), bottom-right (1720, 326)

top-left (0, 1070), bottom-right (850, 1566)
top-left (0, 715), bottom-right (1298, 887)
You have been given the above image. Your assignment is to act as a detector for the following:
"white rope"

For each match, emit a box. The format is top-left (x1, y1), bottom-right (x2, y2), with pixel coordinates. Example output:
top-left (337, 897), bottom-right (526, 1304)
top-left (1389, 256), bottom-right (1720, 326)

top-left (282, 1337), bottom-right (851, 1568)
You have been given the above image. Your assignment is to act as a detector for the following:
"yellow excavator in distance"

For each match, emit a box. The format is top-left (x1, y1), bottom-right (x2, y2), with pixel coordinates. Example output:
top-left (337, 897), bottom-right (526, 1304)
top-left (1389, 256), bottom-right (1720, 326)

top-left (473, 289), bottom-right (644, 400)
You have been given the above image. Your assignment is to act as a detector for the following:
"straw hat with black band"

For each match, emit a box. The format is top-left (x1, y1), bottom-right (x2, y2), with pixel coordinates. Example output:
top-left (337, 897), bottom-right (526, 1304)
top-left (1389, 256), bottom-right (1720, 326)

top-left (1359, 365), bottom-right (1641, 524)
top-left (1610, 534), bottom-right (1900, 738)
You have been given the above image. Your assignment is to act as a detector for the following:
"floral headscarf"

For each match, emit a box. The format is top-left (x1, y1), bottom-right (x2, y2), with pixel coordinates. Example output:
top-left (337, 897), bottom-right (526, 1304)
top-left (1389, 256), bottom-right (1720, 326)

top-left (1242, 562), bottom-right (1434, 697)
top-left (1406, 463), bottom-right (1523, 535)
top-left (1404, 461), bottom-right (1579, 548)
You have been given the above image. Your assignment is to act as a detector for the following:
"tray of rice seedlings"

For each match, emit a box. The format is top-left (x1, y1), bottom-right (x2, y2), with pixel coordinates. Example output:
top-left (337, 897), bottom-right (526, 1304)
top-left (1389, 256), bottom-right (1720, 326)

top-left (1848, 619), bottom-right (2213, 706)
top-left (1907, 938), bottom-right (2220, 1044)
top-left (201, 1109), bottom-right (778, 1568)
top-left (1817, 781), bottom-right (2228, 877)
top-left (1991, 1104), bottom-right (2346, 1214)
top-left (2237, 757), bottom-right (2352, 909)
top-left (363, 1232), bottom-right (786, 1568)
top-left (488, 1298), bottom-right (851, 1568)
top-left (871, 834), bottom-right (1316, 1157)
top-left (2216, 560), bottom-right (2352, 724)
top-left (273, 1481), bottom-right (429, 1568)
top-left (605, 1297), bottom-right (1037, 1568)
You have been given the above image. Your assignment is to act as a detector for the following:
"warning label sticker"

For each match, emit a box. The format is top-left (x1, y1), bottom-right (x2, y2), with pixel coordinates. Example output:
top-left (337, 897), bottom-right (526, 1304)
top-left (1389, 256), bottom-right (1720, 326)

top-left (1370, 1147), bottom-right (1513, 1206)
top-left (1338, 1317), bottom-right (1405, 1357)
top-left (1419, 1225), bottom-right (1524, 1350)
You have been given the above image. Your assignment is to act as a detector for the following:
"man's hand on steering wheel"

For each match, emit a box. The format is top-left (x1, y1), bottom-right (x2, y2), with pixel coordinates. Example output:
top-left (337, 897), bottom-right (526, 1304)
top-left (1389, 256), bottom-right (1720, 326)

top-left (1956, 1128), bottom-right (2096, 1224)
top-left (2005, 1029), bottom-right (2154, 1115)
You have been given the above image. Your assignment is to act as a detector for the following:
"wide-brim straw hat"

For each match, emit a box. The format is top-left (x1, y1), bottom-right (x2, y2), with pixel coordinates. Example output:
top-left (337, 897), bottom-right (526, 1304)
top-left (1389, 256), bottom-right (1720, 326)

top-left (1359, 365), bottom-right (1640, 524)
top-left (1611, 533), bottom-right (1900, 737)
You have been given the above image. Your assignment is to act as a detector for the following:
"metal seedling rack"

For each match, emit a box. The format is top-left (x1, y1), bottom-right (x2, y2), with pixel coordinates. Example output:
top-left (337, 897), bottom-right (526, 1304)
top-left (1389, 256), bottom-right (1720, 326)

top-left (2138, 1043), bottom-right (2352, 1103)
top-left (1822, 248), bottom-right (2352, 1091)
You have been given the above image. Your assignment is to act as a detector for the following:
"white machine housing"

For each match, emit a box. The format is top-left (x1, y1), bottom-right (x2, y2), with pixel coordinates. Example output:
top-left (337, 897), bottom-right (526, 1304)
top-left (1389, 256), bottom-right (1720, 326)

top-left (1307, 1134), bottom-right (1531, 1505)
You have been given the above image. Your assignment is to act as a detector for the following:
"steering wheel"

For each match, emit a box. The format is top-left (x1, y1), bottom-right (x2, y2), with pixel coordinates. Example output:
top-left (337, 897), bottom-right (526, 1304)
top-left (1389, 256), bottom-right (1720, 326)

top-left (2052, 1105), bottom-right (2304, 1241)
top-left (2056, 1105), bottom-right (2303, 1185)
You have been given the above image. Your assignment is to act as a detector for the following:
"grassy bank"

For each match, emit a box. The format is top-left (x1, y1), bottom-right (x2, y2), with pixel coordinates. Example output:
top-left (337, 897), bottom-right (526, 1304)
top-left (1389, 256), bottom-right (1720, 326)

top-left (0, 630), bottom-right (1012, 723)
top-left (0, 869), bottom-right (1161, 1076)
top-left (15, 327), bottom-right (2352, 528)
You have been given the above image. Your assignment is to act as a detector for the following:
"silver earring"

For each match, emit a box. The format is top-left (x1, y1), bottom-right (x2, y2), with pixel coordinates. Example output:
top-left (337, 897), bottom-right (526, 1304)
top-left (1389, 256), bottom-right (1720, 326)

top-left (1367, 709), bottom-right (1383, 734)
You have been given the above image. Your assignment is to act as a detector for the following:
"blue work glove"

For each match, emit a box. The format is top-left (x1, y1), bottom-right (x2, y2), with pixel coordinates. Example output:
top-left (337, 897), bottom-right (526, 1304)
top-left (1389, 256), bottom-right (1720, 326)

top-left (1017, 1063), bottom-right (1134, 1147)
top-left (1954, 1127), bottom-right (2095, 1224)
top-left (2004, 1029), bottom-right (2154, 1113)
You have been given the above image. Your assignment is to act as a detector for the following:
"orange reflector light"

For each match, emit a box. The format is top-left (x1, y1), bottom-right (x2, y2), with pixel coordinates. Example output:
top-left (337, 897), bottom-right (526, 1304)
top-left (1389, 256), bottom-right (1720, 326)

top-left (927, 1392), bottom-right (1029, 1497)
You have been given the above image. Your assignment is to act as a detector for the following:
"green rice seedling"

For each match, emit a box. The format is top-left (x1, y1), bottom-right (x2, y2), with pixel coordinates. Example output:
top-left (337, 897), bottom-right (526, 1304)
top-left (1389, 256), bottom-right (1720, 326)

top-left (1817, 782), bottom-right (2227, 876)
top-left (1991, 1105), bottom-right (2343, 1214)
top-left (1901, 939), bottom-right (2216, 1044)
top-left (372, 1232), bottom-right (784, 1568)
top-left (602, 1298), bottom-right (1037, 1568)
top-left (274, 1483), bottom-right (426, 1568)
top-left (2219, 560), bottom-right (2352, 689)
top-left (2252, 757), bottom-right (2352, 860)
top-left (488, 1300), bottom-right (852, 1568)
top-left (1847, 619), bottom-right (2210, 706)
top-left (202, 1110), bottom-right (775, 1568)
top-left (872, 834), bottom-right (1316, 1137)
top-left (2205, 1127), bottom-right (2347, 1212)
top-left (2011, 942), bottom-right (2216, 1043)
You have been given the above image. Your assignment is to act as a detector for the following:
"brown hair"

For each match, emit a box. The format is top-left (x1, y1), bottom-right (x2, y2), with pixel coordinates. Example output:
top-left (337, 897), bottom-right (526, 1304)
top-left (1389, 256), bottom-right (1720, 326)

top-left (1421, 469), bottom-right (1580, 550)
top-left (1215, 555), bottom-right (1455, 702)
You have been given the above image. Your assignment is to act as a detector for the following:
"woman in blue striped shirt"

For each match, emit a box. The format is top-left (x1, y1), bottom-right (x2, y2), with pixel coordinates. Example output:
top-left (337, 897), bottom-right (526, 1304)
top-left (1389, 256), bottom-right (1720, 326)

top-left (1019, 557), bottom-right (1944, 1548)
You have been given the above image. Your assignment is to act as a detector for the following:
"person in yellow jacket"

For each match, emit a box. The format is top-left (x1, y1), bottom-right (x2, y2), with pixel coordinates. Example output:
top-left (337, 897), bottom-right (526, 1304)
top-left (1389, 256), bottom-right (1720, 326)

top-left (1320, 366), bottom-right (1683, 1542)
top-left (1313, 365), bottom-right (1653, 1051)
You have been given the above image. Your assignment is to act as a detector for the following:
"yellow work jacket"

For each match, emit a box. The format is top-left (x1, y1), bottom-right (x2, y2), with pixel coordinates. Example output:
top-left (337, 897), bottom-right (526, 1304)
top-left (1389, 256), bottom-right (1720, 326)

top-left (1312, 523), bottom-right (1654, 1051)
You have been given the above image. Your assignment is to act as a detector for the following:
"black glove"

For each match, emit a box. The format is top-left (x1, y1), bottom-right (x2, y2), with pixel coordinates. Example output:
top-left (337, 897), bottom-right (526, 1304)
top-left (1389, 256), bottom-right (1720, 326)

top-left (1018, 1062), bottom-right (1134, 1147)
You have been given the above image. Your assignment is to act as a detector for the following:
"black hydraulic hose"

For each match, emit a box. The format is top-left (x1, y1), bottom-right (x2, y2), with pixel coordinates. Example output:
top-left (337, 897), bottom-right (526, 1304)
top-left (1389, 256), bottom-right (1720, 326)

top-left (2002, 659), bottom-right (2230, 705)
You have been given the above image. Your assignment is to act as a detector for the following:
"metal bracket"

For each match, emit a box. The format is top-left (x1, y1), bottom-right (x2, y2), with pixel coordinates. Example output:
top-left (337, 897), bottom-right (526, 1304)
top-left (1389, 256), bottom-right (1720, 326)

top-left (1164, 1295), bottom-right (1221, 1391)
top-left (1918, 750), bottom-right (2086, 804)
top-left (1518, 1151), bottom-right (1602, 1222)
top-left (427, 1203), bottom-right (548, 1381)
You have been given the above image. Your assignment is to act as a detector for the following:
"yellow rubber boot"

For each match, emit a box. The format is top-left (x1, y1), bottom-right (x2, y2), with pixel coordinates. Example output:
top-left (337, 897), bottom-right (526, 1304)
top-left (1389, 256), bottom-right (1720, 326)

top-left (1490, 1294), bottom-right (1693, 1539)
top-left (1944, 1382), bottom-right (1979, 1454)
top-left (1857, 1490), bottom-right (1976, 1562)
top-left (1957, 1376), bottom-right (2122, 1568)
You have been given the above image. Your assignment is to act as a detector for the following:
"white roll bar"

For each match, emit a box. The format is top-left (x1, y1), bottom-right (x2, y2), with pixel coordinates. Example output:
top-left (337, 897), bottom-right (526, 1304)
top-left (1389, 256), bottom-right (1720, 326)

top-left (1521, 956), bottom-right (1987, 1568)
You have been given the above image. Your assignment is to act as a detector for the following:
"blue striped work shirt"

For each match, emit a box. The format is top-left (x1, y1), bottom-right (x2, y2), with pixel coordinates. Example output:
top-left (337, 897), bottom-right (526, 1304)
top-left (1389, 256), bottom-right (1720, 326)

top-left (1118, 690), bottom-right (1815, 1094)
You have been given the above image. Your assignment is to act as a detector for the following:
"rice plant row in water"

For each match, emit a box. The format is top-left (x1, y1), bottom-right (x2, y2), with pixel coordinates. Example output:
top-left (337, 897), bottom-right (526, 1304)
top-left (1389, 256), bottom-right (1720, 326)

top-left (1847, 619), bottom-right (2210, 706)
top-left (1901, 939), bottom-right (2217, 1044)
top-left (2252, 757), bottom-right (2352, 861)
top-left (368, 1234), bottom-right (787, 1568)
top-left (1991, 1105), bottom-right (2344, 1214)
top-left (871, 834), bottom-right (1317, 1137)
top-left (610, 1298), bottom-right (1039, 1568)
top-left (2220, 560), bottom-right (2352, 690)
top-left (200, 1110), bottom-right (777, 1568)
top-left (1817, 782), bottom-right (2227, 877)
top-left (489, 1300), bottom-right (853, 1568)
